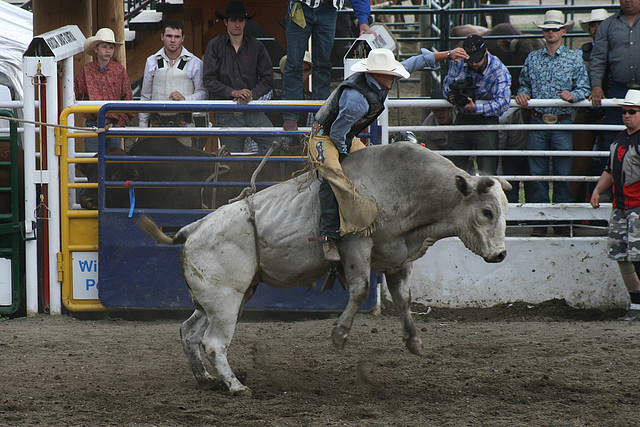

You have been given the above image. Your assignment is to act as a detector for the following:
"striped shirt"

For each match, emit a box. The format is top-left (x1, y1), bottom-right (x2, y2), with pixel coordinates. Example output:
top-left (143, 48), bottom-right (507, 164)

top-left (442, 52), bottom-right (511, 117)
top-left (517, 44), bottom-right (590, 116)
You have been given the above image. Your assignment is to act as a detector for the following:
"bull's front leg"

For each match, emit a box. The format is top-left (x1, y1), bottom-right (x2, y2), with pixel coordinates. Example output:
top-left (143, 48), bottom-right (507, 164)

top-left (332, 238), bottom-right (373, 350)
top-left (385, 264), bottom-right (423, 355)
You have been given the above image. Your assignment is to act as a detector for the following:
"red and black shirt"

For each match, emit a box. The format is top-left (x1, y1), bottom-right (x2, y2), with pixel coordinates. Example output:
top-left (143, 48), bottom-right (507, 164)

top-left (607, 130), bottom-right (640, 210)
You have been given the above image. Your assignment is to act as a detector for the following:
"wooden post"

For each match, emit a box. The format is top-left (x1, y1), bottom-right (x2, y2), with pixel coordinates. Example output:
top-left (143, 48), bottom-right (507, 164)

top-left (32, 0), bottom-right (93, 77)
top-left (96, 0), bottom-right (126, 68)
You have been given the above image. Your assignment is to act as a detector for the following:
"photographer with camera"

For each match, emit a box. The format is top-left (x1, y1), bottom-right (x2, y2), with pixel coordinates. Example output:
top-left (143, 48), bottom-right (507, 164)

top-left (442, 34), bottom-right (512, 175)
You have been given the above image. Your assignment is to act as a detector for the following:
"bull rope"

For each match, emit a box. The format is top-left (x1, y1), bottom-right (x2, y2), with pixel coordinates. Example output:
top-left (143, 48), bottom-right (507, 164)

top-left (228, 141), bottom-right (281, 281)
top-left (1, 115), bottom-right (107, 133)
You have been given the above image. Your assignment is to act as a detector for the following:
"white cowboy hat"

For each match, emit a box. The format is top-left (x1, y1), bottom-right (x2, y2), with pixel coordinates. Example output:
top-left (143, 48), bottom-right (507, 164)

top-left (614, 89), bottom-right (640, 107)
top-left (350, 48), bottom-right (410, 79)
top-left (579, 9), bottom-right (611, 33)
top-left (279, 51), bottom-right (312, 74)
top-left (84, 28), bottom-right (123, 56)
top-left (534, 10), bottom-right (575, 31)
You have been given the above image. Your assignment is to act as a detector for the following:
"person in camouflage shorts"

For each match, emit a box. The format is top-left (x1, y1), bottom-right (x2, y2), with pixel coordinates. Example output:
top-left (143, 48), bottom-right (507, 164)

top-left (591, 89), bottom-right (640, 320)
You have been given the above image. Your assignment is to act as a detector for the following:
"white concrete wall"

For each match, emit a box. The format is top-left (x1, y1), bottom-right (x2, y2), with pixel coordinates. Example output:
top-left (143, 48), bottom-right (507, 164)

top-left (407, 237), bottom-right (627, 310)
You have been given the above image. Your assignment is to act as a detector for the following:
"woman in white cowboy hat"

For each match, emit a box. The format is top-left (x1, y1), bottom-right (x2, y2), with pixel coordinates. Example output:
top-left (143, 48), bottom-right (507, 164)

top-left (309, 46), bottom-right (467, 260)
top-left (591, 89), bottom-right (640, 321)
top-left (74, 28), bottom-right (133, 152)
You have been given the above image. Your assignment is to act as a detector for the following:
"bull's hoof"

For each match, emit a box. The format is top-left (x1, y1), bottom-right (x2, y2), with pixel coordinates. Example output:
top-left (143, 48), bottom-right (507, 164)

top-left (331, 326), bottom-right (349, 350)
top-left (230, 386), bottom-right (253, 397)
top-left (405, 337), bottom-right (424, 356)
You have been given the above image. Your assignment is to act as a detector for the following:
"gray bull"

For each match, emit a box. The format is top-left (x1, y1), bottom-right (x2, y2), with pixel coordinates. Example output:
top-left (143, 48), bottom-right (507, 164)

top-left (139, 142), bottom-right (510, 396)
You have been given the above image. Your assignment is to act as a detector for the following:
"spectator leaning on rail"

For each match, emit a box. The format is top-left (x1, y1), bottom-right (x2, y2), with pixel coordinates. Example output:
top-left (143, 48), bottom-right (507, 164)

top-left (74, 28), bottom-right (134, 152)
top-left (442, 34), bottom-right (511, 176)
top-left (589, 0), bottom-right (640, 150)
top-left (203, 0), bottom-right (275, 153)
top-left (139, 20), bottom-right (207, 134)
top-left (418, 90), bottom-right (456, 151)
top-left (281, 0), bottom-right (375, 132)
top-left (515, 10), bottom-right (590, 221)
top-left (309, 47), bottom-right (468, 261)
top-left (590, 89), bottom-right (640, 321)
top-left (578, 9), bottom-right (611, 71)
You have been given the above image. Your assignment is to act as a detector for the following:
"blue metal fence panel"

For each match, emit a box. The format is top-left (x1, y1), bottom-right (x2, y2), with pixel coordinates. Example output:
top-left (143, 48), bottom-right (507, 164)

top-left (98, 210), bottom-right (379, 311)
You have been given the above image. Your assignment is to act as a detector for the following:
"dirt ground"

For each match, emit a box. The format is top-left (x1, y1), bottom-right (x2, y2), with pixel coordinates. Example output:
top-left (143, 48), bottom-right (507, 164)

top-left (1, 301), bottom-right (638, 427)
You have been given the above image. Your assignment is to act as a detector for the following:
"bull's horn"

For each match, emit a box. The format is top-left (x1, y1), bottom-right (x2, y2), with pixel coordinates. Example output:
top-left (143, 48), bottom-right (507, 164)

top-left (509, 39), bottom-right (518, 53)
top-left (496, 177), bottom-right (513, 193)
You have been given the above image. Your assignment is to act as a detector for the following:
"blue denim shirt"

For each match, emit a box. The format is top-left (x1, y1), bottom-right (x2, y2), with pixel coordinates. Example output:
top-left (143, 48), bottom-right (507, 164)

top-left (329, 49), bottom-right (439, 152)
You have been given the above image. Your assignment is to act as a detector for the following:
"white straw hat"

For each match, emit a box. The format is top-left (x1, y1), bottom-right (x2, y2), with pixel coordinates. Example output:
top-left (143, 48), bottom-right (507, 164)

top-left (350, 48), bottom-right (410, 79)
top-left (534, 10), bottom-right (575, 31)
top-left (579, 9), bottom-right (611, 33)
top-left (279, 51), bottom-right (312, 74)
top-left (614, 89), bottom-right (640, 107)
top-left (84, 28), bottom-right (123, 56)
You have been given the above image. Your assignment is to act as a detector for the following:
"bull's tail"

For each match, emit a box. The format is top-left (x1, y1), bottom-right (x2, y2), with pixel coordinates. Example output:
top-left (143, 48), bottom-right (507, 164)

top-left (137, 214), bottom-right (184, 245)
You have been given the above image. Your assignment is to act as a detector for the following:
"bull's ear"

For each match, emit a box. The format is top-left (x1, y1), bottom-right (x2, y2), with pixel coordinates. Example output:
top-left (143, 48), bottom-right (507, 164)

top-left (455, 175), bottom-right (472, 197)
top-left (477, 177), bottom-right (495, 194)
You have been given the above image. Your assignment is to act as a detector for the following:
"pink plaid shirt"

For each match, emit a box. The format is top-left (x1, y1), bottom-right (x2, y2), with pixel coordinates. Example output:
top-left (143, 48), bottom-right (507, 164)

top-left (74, 59), bottom-right (134, 126)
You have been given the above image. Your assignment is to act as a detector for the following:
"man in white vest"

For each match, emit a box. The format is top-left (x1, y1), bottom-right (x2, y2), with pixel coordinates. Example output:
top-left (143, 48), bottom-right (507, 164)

top-left (139, 20), bottom-right (207, 132)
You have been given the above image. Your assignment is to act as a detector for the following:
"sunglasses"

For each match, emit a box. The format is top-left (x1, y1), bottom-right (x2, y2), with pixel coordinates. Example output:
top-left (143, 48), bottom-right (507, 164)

top-left (542, 28), bottom-right (563, 32)
top-left (622, 109), bottom-right (640, 115)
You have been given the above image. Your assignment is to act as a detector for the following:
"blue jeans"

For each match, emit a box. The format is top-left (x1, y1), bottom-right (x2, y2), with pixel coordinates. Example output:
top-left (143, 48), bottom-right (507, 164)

top-left (281, 1), bottom-right (336, 122)
top-left (448, 114), bottom-right (499, 175)
top-left (215, 111), bottom-right (277, 153)
top-left (527, 116), bottom-right (574, 203)
top-left (83, 119), bottom-right (123, 152)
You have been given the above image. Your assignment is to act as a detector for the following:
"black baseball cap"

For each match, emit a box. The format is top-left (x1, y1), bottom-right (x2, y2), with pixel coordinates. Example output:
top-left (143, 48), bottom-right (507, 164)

top-left (463, 35), bottom-right (487, 63)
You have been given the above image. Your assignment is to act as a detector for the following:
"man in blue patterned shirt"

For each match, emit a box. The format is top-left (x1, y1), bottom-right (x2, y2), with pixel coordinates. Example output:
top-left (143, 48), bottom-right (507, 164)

top-left (515, 10), bottom-right (590, 210)
top-left (442, 35), bottom-right (511, 175)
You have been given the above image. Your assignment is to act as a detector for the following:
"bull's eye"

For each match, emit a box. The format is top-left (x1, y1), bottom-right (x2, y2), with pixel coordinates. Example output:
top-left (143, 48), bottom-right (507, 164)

top-left (483, 209), bottom-right (494, 220)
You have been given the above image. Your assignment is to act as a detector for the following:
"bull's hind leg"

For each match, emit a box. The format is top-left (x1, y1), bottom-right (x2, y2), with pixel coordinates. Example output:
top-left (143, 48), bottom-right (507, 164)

top-left (180, 308), bottom-right (215, 389)
top-left (198, 288), bottom-right (252, 396)
top-left (385, 265), bottom-right (423, 355)
top-left (332, 238), bottom-right (373, 349)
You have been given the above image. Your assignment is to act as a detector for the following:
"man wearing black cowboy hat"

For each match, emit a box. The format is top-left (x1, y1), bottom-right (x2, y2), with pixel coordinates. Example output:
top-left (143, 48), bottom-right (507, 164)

top-left (203, 0), bottom-right (276, 153)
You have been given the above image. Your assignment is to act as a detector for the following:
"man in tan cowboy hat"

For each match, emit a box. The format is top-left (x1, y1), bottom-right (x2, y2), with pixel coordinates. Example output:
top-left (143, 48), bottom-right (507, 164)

top-left (515, 10), bottom-right (590, 234)
top-left (591, 89), bottom-right (640, 321)
top-left (74, 28), bottom-right (133, 152)
top-left (578, 9), bottom-right (611, 68)
top-left (309, 46), bottom-right (467, 261)
top-left (203, 0), bottom-right (276, 153)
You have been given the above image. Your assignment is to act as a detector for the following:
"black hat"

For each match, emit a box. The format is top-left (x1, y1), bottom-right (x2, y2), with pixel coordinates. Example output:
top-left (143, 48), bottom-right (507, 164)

top-left (215, 1), bottom-right (255, 20)
top-left (463, 34), bottom-right (487, 63)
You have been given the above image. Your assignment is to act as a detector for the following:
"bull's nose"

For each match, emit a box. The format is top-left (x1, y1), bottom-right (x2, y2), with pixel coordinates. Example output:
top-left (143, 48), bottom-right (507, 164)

top-left (492, 250), bottom-right (506, 263)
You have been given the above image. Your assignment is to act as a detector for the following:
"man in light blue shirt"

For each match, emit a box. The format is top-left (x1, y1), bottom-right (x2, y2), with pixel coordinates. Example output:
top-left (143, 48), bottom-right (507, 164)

top-left (308, 47), bottom-right (468, 260)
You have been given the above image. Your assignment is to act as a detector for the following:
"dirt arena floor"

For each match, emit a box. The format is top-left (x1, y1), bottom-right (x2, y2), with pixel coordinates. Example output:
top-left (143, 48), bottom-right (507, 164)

top-left (0, 301), bottom-right (638, 426)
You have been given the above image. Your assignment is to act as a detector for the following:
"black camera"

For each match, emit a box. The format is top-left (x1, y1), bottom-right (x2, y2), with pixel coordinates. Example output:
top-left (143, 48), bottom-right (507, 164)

top-left (448, 77), bottom-right (478, 109)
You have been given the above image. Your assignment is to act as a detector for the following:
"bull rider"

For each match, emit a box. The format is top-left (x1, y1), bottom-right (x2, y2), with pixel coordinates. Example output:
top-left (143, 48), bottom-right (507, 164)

top-left (309, 47), bottom-right (468, 261)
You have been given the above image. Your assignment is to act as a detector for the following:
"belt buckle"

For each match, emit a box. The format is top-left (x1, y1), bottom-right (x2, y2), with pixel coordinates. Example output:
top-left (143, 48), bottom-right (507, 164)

top-left (542, 114), bottom-right (558, 124)
top-left (628, 81), bottom-right (640, 89)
